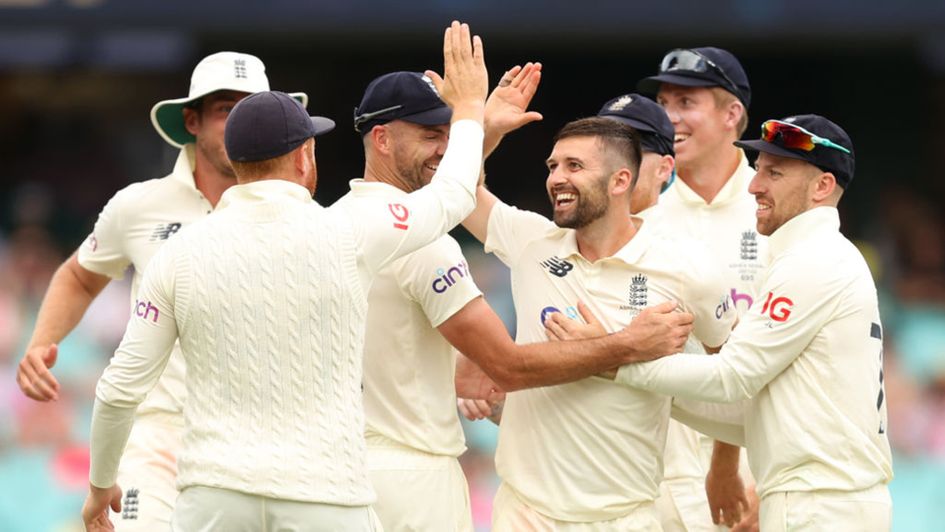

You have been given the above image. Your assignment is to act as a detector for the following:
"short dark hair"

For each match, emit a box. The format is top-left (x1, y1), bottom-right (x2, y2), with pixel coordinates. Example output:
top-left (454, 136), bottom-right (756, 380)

top-left (554, 117), bottom-right (642, 188)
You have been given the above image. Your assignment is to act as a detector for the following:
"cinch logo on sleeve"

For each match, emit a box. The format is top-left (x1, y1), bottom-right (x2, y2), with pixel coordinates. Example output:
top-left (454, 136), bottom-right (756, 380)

top-left (388, 203), bottom-right (409, 230)
top-left (731, 288), bottom-right (754, 313)
top-left (715, 293), bottom-right (734, 319)
top-left (760, 292), bottom-right (793, 322)
top-left (134, 300), bottom-right (160, 323)
top-left (431, 261), bottom-right (470, 293)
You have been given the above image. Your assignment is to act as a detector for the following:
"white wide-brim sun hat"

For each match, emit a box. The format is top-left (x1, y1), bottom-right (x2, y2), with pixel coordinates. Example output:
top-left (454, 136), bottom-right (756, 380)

top-left (151, 51), bottom-right (308, 148)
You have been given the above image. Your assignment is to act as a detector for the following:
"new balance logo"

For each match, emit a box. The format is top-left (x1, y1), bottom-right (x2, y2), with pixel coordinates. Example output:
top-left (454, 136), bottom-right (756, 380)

top-left (121, 488), bottom-right (139, 520)
top-left (150, 222), bottom-right (182, 241)
top-left (541, 256), bottom-right (574, 278)
top-left (234, 59), bottom-right (247, 79)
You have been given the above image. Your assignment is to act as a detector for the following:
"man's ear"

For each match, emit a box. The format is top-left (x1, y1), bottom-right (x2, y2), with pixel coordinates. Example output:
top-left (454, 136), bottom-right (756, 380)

top-left (183, 107), bottom-right (201, 136)
top-left (811, 171), bottom-right (838, 203)
top-left (657, 155), bottom-right (675, 186)
top-left (725, 100), bottom-right (744, 131)
top-left (611, 167), bottom-right (634, 196)
top-left (369, 124), bottom-right (393, 155)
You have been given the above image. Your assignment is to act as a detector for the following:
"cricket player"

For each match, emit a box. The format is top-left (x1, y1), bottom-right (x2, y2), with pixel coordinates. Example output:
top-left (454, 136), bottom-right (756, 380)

top-left (82, 20), bottom-right (490, 530)
top-left (615, 114), bottom-right (894, 531)
top-left (16, 51), bottom-right (307, 530)
top-left (462, 116), bottom-right (737, 530)
top-left (343, 65), bottom-right (695, 531)
top-left (597, 92), bottom-right (747, 531)
top-left (639, 46), bottom-right (766, 529)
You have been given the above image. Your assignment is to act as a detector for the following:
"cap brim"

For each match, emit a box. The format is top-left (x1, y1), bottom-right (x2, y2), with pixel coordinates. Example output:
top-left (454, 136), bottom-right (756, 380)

top-left (600, 114), bottom-right (658, 134)
top-left (311, 116), bottom-right (336, 137)
top-left (734, 139), bottom-right (811, 163)
top-left (637, 73), bottom-right (718, 96)
top-left (151, 91), bottom-right (309, 149)
top-left (400, 105), bottom-right (452, 126)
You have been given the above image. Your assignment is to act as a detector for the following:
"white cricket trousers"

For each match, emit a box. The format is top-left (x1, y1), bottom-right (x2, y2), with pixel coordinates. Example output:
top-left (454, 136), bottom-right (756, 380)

top-left (366, 434), bottom-right (473, 532)
top-left (171, 485), bottom-right (382, 531)
top-left (492, 482), bottom-right (662, 531)
top-left (759, 483), bottom-right (891, 531)
top-left (113, 412), bottom-right (183, 531)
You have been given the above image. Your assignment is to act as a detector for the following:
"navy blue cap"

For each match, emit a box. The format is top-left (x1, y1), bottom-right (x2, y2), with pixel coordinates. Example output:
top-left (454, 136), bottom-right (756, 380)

top-left (598, 93), bottom-right (675, 157)
top-left (225, 91), bottom-right (335, 163)
top-left (735, 114), bottom-right (855, 188)
top-left (354, 71), bottom-right (452, 135)
top-left (638, 47), bottom-right (751, 108)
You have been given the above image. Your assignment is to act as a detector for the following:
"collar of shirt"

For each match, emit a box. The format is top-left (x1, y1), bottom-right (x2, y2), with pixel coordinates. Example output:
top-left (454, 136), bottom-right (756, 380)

top-left (635, 204), bottom-right (663, 224)
top-left (347, 178), bottom-right (407, 198)
top-left (767, 206), bottom-right (840, 258)
top-left (169, 145), bottom-right (199, 191)
top-left (669, 149), bottom-right (754, 209)
top-left (216, 179), bottom-right (315, 212)
top-left (553, 215), bottom-right (651, 266)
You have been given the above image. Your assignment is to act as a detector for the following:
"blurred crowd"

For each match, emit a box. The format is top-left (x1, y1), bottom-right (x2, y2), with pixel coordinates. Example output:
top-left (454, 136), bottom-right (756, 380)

top-left (0, 179), bottom-right (942, 531)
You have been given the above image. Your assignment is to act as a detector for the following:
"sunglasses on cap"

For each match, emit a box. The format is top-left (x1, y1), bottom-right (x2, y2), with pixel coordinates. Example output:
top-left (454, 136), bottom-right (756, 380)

top-left (353, 104), bottom-right (403, 133)
top-left (760, 120), bottom-right (851, 154)
top-left (660, 49), bottom-right (740, 98)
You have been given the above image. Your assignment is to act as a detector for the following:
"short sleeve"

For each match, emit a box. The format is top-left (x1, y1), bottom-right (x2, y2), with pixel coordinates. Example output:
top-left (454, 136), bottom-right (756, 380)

top-left (395, 236), bottom-right (482, 327)
top-left (78, 191), bottom-right (132, 279)
top-left (484, 200), bottom-right (556, 266)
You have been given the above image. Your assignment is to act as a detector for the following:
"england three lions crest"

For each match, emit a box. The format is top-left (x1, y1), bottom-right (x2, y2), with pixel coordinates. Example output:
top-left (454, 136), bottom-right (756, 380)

top-left (628, 273), bottom-right (648, 312)
top-left (740, 230), bottom-right (758, 261)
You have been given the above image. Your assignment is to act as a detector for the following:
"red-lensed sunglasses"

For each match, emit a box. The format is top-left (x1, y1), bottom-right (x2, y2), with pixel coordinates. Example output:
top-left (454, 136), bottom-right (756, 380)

top-left (760, 120), bottom-right (851, 154)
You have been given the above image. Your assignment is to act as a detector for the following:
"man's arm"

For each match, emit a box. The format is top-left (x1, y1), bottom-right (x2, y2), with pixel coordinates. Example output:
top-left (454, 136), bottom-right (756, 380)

top-left (353, 22), bottom-right (487, 273)
top-left (617, 263), bottom-right (828, 403)
top-left (17, 251), bottom-right (110, 401)
top-left (439, 297), bottom-right (692, 391)
top-left (463, 62), bottom-right (543, 244)
top-left (84, 246), bottom-right (180, 529)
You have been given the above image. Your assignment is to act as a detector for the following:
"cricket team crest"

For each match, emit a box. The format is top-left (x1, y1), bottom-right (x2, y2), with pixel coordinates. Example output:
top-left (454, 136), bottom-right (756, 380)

top-left (628, 273), bottom-right (648, 311)
top-left (608, 94), bottom-right (633, 111)
top-left (740, 230), bottom-right (758, 261)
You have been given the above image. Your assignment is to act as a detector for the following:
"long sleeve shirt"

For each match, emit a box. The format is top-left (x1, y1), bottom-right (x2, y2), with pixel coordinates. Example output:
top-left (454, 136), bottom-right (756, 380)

top-left (617, 207), bottom-right (893, 498)
top-left (89, 120), bottom-right (484, 505)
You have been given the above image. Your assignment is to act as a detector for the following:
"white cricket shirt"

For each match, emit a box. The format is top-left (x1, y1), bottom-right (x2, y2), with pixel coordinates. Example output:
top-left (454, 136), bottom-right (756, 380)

top-left (618, 207), bottom-right (893, 498)
top-left (78, 145), bottom-right (212, 416)
top-left (660, 150), bottom-right (768, 315)
top-left (646, 153), bottom-right (765, 484)
top-left (89, 120), bottom-right (484, 505)
top-left (337, 180), bottom-right (482, 458)
top-left (486, 201), bottom-right (736, 521)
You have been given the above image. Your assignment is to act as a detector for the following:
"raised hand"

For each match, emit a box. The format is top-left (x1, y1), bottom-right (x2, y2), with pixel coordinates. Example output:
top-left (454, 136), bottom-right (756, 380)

top-left (17, 343), bottom-right (61, 401)
top-left (485, 62), bottom-right (544, 138)
top-left (424, 21), bottom-right (488, 124)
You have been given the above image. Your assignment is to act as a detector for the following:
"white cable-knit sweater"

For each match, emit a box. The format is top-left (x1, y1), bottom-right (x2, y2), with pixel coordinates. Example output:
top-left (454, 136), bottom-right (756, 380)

top-left (90, 120), bottom-right (484, 505)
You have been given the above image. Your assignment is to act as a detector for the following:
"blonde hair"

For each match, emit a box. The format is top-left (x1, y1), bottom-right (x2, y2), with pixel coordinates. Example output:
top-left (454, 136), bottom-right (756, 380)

top-left (712, 88), bottom-right (748, 137)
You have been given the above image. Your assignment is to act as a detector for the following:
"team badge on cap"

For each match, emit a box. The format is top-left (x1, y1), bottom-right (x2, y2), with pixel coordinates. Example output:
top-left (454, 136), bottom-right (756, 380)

top-left (607, 95), bottom-right (633, 112)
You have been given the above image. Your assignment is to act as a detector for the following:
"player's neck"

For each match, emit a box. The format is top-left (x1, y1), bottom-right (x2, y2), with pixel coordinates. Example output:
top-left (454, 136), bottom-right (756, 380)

top-left (575, 209), bottom-right (638, 263)
top-left (363, 158), bottom-right (413, 193)
top-left (193, 157), bottom-right (237, 208)
top-left (677, 146), bottom-right (741, 204)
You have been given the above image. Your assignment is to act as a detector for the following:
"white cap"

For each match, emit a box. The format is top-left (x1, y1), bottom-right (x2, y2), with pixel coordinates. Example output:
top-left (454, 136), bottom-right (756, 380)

top-left (150, 51), bottom-right (308, 148)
